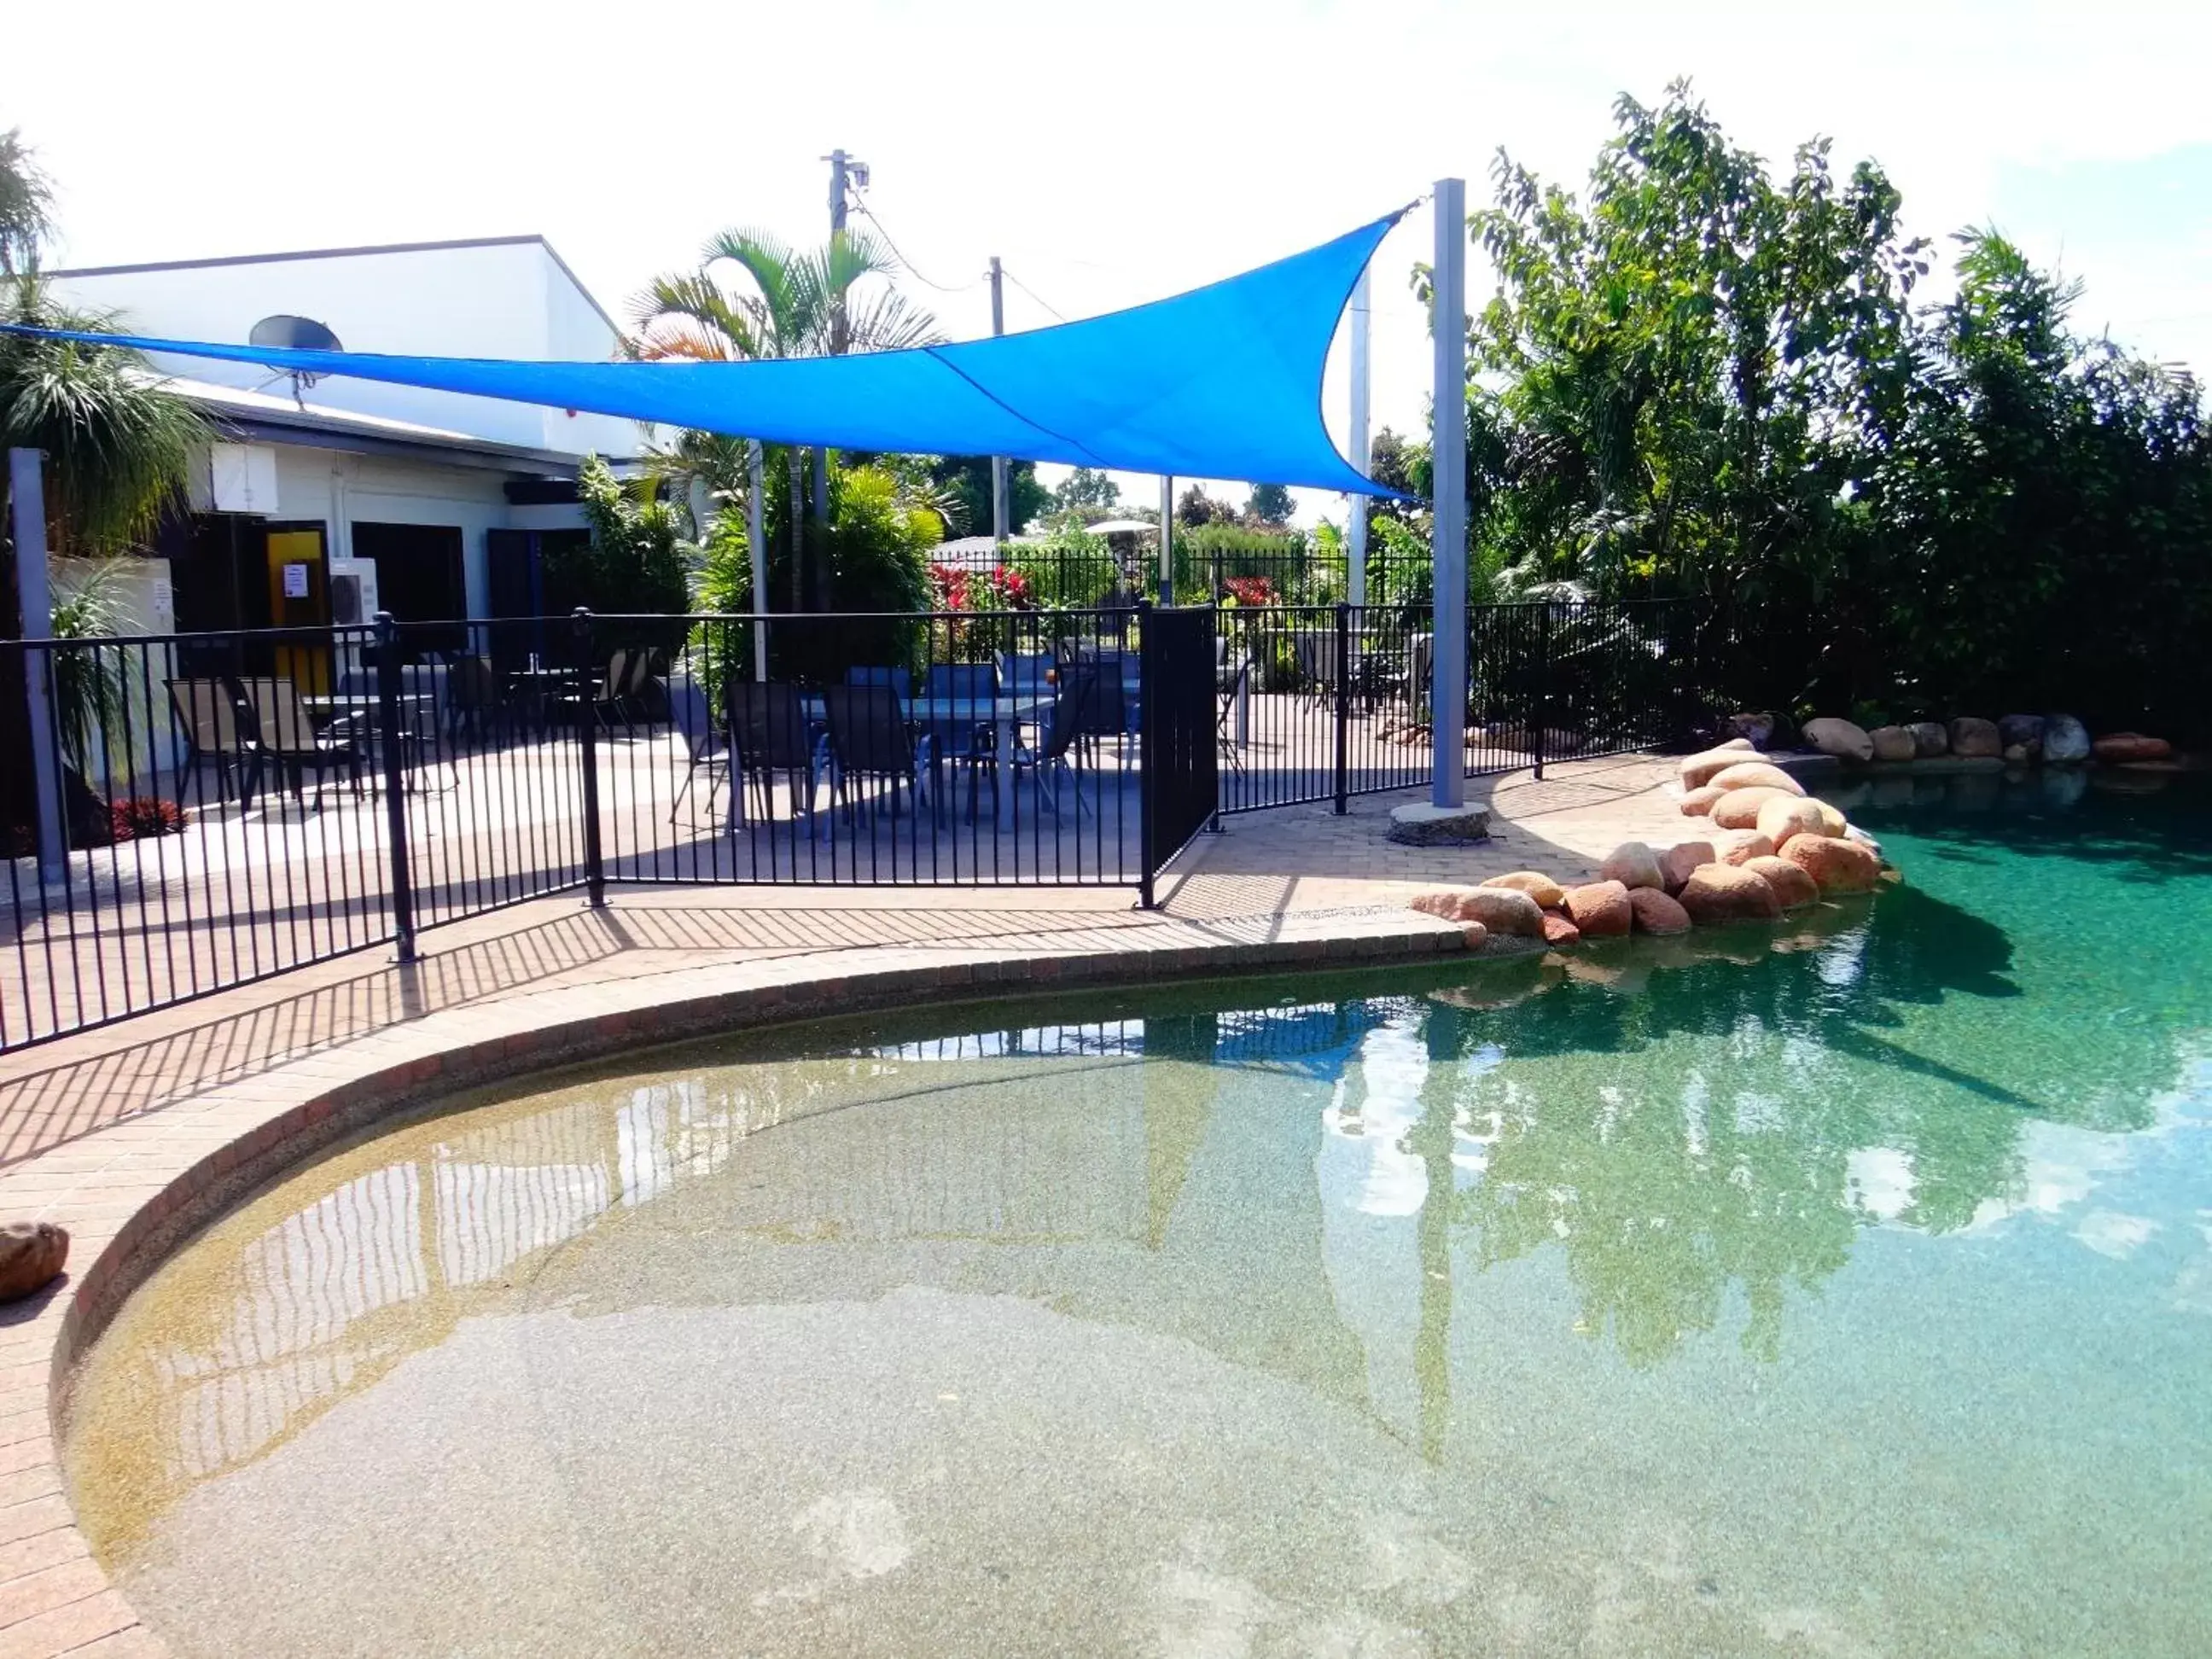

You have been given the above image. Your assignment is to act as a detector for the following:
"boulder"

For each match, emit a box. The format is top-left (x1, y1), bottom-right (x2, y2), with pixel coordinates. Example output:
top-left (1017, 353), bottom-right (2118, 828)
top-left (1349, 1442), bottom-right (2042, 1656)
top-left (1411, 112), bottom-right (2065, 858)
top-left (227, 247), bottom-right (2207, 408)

top-left (1781, 833), bottom-right (1882, 894)
top-left (1869, 725), bottom-right (1918, 763)
top-left (1907, 721), bottom-right (1949, 758)
top-left (2003, 743), bottom-right (2031, 765)
top-left (1626, 886), bottom-right (1693, 935)
top-left (1813, 799), bottom-right (1849, 837)
top-left (1724, 712), bottom-right (1779, 751)
top-left (1844, 824), bottom-right (1883, 859)
top-left (1743, 854), bottom-right (1819, 910)
top-left (1708, 760), bottom-right (1807, 796)
top-left (1679, 784), bottom-right (1725, 817)
top-left (1711, 787), bottom-right (1790, 830)
top-left (1451, 886), bottom-right (1548, 938)
top-left (1661, 841), bottom-right (1715, 892)
top-left (1598, 841), bottom-right (1666, 891)
top-left (2093, 732), bottom-right (2174, 763)
top-left (1803, 717), bottom-right (1875, 763)
top-left (1481, 870), bottom-right (1567, 910)
top-left (1679, 740), bottom-right (1760, 790)
top-left (1949, 717), bottom-right (2003, 760)
top-left (1999, 714), bottom-right (2046, 754)
top-left (2041, 713), bottom-right (2092, 765)
top-left (1564, 880), bottom-right (1633, 938)
top-left (1714, 829), bottom-right (1777, 865)
top-left (0, 1220), bottom-right (67, 1301)
top-left (1540, 911), bottom-right (1581, 947)
top-left (1755, 795), bottom-right (1832, 848)
top-left (1677, 863), bottom-right (1784, 924)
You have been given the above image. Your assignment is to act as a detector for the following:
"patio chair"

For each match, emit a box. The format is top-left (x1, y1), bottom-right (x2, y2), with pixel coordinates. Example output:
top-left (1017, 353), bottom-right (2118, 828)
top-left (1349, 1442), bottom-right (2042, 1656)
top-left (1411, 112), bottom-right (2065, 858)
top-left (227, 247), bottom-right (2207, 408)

top-left (845, 663), bottom-right (912, 711)
top-left (166, 678), bottom-right (252, 805)
top-left (726, 679), bottom-right (824, 833)
top-left (995, 650), bottom-right (1053, 698)
top-left (235, 676), bottom-right (364, 808)
top-left (1073, 661), bottom-right (1129, 762)
top-left (624, 649), bottom-right (667, 730)
top-left (1295, 630), bottom-right (1337, 710)
top-left (1216, 659), bottom-right (1251, 775)
top-left (1013, 662), bottom-right (1098, 817)
top-left (923, 662), bottom-right (1001, 820)
top-left (446, 655), bottom-right (498, 746)
top-left (667, 677), bottom-right (731, 828)
top-left (592, 650), bottom-right (631, 733)
top-left (820, 682), bottom-right (929, 830)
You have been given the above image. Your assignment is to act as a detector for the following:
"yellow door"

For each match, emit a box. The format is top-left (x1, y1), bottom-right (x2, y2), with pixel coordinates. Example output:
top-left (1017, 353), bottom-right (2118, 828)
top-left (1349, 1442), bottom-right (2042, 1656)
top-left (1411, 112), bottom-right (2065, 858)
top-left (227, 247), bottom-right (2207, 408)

top-left (265, 528), bottom-right (331, 693)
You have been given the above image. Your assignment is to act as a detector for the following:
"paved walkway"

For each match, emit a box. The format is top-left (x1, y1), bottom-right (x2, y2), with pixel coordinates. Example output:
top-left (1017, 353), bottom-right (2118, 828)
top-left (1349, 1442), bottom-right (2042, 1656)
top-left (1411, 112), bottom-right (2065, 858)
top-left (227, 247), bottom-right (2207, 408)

top-left (0, 756), bottom-right (1684, 1657)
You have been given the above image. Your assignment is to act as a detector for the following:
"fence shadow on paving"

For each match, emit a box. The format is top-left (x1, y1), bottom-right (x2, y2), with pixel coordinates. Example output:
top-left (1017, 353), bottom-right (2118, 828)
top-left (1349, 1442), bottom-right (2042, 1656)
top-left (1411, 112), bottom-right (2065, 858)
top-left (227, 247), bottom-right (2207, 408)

top-left (0, 599), bottom-right (1710, 1051)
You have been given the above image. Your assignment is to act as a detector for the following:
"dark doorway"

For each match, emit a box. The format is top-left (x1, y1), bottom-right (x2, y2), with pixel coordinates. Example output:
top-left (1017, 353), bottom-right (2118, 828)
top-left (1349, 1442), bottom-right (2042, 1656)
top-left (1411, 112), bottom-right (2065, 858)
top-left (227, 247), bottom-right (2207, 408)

top-left (352, 521), bottom-right (467, 651)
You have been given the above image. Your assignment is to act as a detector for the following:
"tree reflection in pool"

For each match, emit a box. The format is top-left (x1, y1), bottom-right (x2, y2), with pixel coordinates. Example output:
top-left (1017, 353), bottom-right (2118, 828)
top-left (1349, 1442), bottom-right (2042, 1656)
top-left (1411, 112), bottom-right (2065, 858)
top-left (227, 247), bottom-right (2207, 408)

top-left (63, 780), bottom-right (2212, 1657)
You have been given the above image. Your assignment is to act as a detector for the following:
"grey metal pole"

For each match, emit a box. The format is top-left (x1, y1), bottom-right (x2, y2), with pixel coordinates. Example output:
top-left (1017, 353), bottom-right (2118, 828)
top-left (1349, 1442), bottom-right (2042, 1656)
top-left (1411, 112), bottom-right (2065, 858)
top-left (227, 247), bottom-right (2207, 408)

top-left (9, 449), bottom-right (66, 881)
top-left (1348, 264), bottom-right (1372, 608)
top-left (989, 257), bottom-right (1010, 543)
top-left (814, 148), bottom-right (853, 527)
top-left (747, 439), bottom-right (768, 681)
top-left (1158, 475), bottom-right (1174, 604)
top-left (1429, 179), bottom-right (1468, 810)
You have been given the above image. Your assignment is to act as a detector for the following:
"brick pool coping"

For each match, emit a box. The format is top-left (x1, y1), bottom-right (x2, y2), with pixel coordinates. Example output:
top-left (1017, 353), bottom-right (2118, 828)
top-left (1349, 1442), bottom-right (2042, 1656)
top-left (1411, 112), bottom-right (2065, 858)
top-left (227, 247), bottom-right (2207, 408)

top-left (0, 904), bottom-right (1481, 1657)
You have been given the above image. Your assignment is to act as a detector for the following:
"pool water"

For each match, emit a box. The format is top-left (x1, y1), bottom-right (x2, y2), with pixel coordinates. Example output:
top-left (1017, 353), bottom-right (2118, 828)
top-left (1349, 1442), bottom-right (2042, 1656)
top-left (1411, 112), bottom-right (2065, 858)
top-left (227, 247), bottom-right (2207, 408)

top-left (64, 774), bottom-right (2212, 1657)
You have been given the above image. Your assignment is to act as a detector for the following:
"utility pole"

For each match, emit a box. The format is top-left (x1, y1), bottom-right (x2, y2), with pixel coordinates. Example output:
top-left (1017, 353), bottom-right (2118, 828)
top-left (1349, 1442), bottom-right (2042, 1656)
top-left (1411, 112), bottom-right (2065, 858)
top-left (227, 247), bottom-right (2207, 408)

top-left (989, 256), bottom-right (1010, 543)
top-left (1429, 179), bottom-right (1469, 810)
top-left (814, 148), bottom-right (864, 527)
top-left (747, 439), bottom-right (767, 681)
top-left (9, 449), bottom-right (66, 882)
top-left (1348, 264), bottom-right (1371, 608)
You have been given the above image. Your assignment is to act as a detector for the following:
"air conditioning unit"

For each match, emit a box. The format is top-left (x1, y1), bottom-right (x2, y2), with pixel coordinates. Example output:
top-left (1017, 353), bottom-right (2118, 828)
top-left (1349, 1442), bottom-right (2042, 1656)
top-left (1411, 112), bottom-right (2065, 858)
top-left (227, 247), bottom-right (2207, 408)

top-left (328, 557), bottom-right (379, 626)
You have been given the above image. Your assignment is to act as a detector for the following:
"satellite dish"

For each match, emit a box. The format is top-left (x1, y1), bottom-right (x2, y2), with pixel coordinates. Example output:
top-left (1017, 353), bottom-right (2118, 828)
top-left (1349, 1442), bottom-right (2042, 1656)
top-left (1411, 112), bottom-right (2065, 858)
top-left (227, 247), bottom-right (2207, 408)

top-left (247, 315), bottom-right (342, 401)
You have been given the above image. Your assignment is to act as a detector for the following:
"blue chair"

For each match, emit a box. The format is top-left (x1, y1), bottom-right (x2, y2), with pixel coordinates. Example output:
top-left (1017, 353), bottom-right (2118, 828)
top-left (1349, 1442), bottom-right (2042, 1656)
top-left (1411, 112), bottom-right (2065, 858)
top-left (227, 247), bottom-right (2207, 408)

top-left (923, 663), bottom-right (1000, 819)
top-left (847, 664), bottom-right (912, 702)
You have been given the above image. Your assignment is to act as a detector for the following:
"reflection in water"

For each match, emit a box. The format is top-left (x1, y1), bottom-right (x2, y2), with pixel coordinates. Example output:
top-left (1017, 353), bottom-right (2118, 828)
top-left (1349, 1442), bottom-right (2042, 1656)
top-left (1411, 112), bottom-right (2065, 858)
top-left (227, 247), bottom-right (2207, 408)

top-left (64, 785), bottom-right (2212, 1656)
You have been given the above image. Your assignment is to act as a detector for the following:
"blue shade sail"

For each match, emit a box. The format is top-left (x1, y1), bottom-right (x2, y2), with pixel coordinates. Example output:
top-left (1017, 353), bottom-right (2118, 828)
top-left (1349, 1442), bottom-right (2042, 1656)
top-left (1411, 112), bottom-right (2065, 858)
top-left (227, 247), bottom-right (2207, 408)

top-left (9, 212), bottom-right (1409, 494)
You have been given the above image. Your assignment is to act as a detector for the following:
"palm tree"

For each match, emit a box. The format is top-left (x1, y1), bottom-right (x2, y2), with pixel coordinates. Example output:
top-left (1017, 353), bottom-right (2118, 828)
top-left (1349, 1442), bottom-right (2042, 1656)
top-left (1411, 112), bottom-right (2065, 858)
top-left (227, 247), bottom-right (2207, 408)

top-left (630, 226), bottom-right (941, 611)
top-left (3, 276), bottom-right (209, 563)
top-left (0, 128), bottom-right (55, 277)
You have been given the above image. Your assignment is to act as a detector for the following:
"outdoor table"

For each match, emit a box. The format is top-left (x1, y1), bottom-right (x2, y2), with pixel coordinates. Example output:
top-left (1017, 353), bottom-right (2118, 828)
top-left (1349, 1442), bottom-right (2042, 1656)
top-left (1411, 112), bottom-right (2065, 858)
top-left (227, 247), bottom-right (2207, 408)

top-left (503, 665), bottom-right (585, 729)
top-left (802, 691), bottom-right (1056, 830)
top-left (301, 691), bottom-right (437, 731)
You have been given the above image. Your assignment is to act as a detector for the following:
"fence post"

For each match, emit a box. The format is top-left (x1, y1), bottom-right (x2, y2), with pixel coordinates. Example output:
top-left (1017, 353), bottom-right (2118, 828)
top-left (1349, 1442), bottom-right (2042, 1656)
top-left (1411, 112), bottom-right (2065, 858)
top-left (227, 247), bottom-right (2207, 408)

top-left (1532, 602), bottom-right (1551, 782)
top-left (573, 607), bottom-right (607, 908)
top-left (1136, 597), bottom-right (1156, 909)
top-left (1333, 601), bottom-right (1351, 815)
top-left (372, 610), bottom-right (418, 963)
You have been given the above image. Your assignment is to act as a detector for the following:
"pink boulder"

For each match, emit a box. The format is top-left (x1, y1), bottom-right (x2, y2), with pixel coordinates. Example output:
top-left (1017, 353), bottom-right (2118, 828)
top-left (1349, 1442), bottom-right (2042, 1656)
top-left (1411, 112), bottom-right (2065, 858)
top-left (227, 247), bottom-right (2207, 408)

top-left (1661, 841), bottom-right (1715, 892)
top-left (1780, 834), bottom-right (1882, 894)
top-left (1755, 795), bottom-right (1832, 849)
top-left (2093, 732), bottom-right (2174, 763)
top-left (1563, 880), bottom-right (1633, 938)
top-left (1626, 887), bottom-right (1693, 935)
top-left (1715, 830), bottom-right (1777, 865)
top-left (1540, 911), bottom-right (1581, 947)
top-left (1679, 739), bottom-right (1759, 789)
top-left (1481, 870), bottom-right (1567, 910)
top-left (1743, 854), bottom-right (1820, 909)
top-left (1677, 863), bottom-right (1784, 924)
top-left (1708, 760), bottom-right (1807, 796)
top-left (1598, 841), bottom-right (1666, 891)
top-left (1711, 787), bottom-right (1789, 830)
top-left (1679, 784), bottom-right (1726, 816)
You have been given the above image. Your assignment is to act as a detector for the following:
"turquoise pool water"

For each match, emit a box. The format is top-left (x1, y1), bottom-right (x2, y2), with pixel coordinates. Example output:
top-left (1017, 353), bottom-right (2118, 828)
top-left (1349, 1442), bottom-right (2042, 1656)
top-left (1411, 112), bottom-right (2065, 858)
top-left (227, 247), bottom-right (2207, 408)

top-left (65, 774), bottom-right (2212, 1656)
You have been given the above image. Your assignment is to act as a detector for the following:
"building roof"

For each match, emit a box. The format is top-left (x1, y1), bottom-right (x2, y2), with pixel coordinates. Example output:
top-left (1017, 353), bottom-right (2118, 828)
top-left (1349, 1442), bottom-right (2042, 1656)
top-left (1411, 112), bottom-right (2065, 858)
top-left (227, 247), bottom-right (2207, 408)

top-left (151, 371), bottom-right (589, 476)
top-left (49, 233), bottom-right (620, 337)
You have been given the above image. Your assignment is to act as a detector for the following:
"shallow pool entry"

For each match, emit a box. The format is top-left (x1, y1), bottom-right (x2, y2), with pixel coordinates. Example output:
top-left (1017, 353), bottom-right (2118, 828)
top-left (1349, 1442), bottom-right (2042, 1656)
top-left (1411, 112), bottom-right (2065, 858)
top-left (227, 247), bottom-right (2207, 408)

top-left (65, 777), bottom-right (2212, 1656)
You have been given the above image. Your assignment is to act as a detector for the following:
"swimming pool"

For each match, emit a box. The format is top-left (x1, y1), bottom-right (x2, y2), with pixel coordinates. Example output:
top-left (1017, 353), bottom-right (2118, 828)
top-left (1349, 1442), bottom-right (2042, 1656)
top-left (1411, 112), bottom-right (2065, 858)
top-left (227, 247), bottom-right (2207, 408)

top-left (63, 773), bottom-right (2212, 1656)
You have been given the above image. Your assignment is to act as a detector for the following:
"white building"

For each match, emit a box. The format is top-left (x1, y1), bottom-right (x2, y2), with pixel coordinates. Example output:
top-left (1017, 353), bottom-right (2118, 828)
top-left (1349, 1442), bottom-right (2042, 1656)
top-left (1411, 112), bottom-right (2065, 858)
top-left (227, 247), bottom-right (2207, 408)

top-left (49, 236), bottom-right (644, 637)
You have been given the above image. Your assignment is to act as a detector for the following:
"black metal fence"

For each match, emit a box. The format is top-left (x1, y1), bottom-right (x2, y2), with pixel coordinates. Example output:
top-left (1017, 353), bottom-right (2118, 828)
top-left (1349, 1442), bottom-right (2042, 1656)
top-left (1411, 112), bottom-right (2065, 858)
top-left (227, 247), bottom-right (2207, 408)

top-left (0, 597), bottom-right (1712, 1051)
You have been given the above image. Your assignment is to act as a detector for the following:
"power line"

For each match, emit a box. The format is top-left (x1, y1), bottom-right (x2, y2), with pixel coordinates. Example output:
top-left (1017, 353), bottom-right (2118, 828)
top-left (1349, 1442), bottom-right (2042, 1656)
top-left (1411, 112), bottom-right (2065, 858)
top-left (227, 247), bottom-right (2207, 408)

top-left (998, 268), bottom-right (1067, 323)
top-left (848, 199), bottom-right (984, 294)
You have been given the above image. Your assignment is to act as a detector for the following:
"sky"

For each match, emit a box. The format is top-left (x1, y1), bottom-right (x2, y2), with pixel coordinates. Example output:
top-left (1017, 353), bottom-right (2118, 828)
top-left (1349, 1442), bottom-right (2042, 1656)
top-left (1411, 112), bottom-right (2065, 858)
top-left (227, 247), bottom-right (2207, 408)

top-left (9, 0), bottom-right (2212, 527)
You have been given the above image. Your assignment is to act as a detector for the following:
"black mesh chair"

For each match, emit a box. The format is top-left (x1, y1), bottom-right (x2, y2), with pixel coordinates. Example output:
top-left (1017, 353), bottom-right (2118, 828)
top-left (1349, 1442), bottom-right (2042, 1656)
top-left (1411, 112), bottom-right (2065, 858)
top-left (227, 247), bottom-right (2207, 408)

top-left (923, 662), bottom-right (999, 819)
top-left (1014, 662), bottom-right (1098, 816)
top-left (820, 682), bottom-right (928, 830)
top-left (728, 679), bottom-right (822, 832)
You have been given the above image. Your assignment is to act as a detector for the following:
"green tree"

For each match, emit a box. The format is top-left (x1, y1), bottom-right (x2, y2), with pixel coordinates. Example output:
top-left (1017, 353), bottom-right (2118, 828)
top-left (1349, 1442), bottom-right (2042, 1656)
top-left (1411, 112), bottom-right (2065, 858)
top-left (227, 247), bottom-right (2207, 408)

top-left (1051, 466), bottom-right (1121, 512)
top-left (1176, 485), bottom-right (1235, 527)
top-left (928, 455), bottom-right (1050, 538)
top-left (557, 454), bottom-right (688, 618)
top-left (1243, 481), bottom-right (1294, 525)
top-left (0, 128), bottom-right (55, 276)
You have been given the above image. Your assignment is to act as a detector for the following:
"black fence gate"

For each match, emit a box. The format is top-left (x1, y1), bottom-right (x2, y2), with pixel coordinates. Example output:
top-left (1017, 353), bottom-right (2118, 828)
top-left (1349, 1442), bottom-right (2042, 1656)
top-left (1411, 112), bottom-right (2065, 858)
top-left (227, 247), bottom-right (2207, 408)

top-left (1137, 604), bottom-right (1218, 907)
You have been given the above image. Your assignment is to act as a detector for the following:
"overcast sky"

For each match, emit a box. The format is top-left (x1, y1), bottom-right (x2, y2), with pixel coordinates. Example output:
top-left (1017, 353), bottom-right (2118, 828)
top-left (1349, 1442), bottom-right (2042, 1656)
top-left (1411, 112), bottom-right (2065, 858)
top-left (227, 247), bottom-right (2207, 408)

top-left (9, 0), bottom-right (2211, 525)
